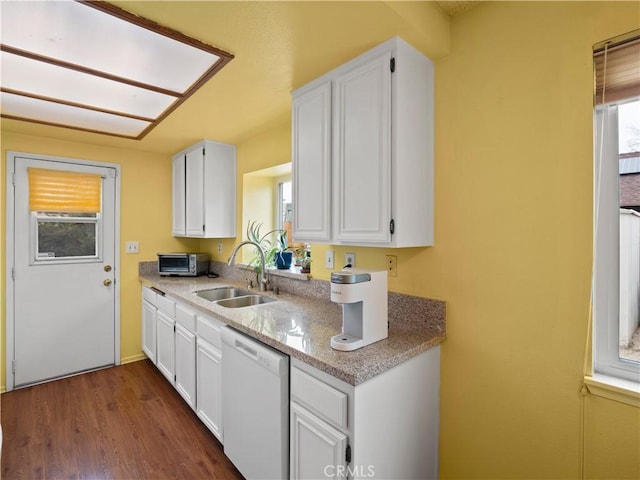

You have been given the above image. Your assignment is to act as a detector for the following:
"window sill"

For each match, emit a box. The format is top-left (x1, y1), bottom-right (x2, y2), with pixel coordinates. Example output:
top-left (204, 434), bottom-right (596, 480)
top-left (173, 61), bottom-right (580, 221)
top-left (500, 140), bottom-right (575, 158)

top-left (267, 265), bottom-right (311, 281)
top-left (236, 263), bottom-right (311, 281)
top-left (584, 374), bottom-right (640, 407)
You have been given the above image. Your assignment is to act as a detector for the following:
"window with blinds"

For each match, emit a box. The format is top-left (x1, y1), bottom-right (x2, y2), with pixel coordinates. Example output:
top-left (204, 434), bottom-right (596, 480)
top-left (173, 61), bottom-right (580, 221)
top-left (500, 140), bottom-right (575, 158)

top-left (28, 168), bottom-right (102, 260)
top-left (592, 29), bottom-right (640, 387)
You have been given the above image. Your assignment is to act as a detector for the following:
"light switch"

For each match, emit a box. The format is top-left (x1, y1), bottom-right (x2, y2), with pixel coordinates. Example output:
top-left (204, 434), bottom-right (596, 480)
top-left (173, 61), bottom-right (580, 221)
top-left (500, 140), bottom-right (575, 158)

top-left (125, 241), bottom-right (139, 254)
top-left (325, 250), bottom-right (334, 269)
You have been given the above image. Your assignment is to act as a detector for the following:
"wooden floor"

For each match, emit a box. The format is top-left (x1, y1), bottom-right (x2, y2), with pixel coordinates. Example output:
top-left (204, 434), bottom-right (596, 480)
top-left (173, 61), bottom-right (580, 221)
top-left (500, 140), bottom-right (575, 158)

top-left (1, 360), bottom-right (244, 480)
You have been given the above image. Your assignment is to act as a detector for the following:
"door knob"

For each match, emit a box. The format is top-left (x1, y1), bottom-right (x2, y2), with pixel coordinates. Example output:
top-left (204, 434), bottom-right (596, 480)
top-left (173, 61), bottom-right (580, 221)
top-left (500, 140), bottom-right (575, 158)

top-left (104, 265), bottom-right (112, 272)
top-left (103, 279), bottom-right (113, 287)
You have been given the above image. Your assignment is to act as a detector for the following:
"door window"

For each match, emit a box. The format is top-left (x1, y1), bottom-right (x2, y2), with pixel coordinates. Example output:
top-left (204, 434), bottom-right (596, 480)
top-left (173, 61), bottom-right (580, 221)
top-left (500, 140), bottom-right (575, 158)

top-left (34, 212), bottom-right (99, 260)
top-left (28, 168), bottom-right (103, 263)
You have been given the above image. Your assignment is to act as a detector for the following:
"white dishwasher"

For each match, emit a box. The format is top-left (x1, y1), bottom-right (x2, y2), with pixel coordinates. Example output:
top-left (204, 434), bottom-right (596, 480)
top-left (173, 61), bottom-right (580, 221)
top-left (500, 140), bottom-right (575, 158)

top-left (221, 326), bottom-right (289, 480)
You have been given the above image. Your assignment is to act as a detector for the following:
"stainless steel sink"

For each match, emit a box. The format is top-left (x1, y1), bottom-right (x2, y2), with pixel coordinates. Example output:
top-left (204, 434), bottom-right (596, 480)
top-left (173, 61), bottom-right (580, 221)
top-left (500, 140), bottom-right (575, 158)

top-left (216, 295), bottom-right (276, 308)
top-left (196, 287), bottom-right (253, 302)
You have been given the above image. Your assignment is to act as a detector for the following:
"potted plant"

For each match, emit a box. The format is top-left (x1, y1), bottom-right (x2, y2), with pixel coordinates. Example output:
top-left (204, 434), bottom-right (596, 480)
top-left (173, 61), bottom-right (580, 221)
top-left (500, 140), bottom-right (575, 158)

top-left (300, 256), bottom-right (311, 274)
top-left (245, 220), bottom-right (282, 280)
top-left (294, 243), bottom-right (311, 273)
top-left (275, 230), bottom-right (293, 270)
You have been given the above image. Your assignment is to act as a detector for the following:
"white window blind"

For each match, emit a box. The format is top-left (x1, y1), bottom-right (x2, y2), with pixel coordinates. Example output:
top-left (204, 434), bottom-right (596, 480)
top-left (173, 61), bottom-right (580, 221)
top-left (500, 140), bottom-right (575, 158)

top-left (594, 32), bottom-right (640, 105)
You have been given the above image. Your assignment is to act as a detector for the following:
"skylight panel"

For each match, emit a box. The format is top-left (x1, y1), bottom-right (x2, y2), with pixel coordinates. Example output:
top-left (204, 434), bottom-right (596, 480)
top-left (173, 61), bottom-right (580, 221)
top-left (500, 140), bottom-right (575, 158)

top-left (1, 1), bottom-right (220, 93)
top-left (1, 52), bottom-right (176, 119)
top-left (0, 0), bottom-right (233, 139)
top-left (2, 91), bottom-right (152, 137)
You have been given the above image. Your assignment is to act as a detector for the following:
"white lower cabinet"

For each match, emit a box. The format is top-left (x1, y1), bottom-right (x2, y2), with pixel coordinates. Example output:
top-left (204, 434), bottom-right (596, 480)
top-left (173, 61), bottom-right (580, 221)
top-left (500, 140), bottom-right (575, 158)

top-left (141, 287), bottom-right (157, 364)
top-left (175, 304), bottom-right (197, 410)
top-left (156, 310), bottom-right (176, 384)
top-left (196, 338), bottom-right (223, 441)
top-left (290, 402), bottom-right (348, 480)
top-left (196, 313), bottom-right (224, 442)
top-left (175, 323), bottom-right (197, 409)
top-left (155, 294), bottom-right (177, 384)
top-left (141, 290), bottom-right (223, 440)
top-left (141, 287), bottom-right (441, 478)
top-left (290, 363), bottom-right (351, 480)
top-left (291, 346), bottom-right (441, 480)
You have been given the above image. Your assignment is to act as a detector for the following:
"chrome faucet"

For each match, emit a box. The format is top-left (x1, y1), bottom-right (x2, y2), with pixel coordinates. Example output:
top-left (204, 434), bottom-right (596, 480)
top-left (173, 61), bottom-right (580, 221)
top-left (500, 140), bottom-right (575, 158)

top-left (228, 240), bottom-right (269, 292)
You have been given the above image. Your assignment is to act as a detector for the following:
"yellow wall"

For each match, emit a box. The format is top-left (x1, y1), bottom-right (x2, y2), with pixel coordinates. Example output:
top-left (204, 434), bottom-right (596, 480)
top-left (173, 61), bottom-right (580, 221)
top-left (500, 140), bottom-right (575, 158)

top-left (241, 174), bottom-right (276, 263)
top-left (243, 175), bottom-right (276, 232)
top-left (433, 3), bottom-right (639, 478)
top-left (1, 2), bottom-right (639, 478)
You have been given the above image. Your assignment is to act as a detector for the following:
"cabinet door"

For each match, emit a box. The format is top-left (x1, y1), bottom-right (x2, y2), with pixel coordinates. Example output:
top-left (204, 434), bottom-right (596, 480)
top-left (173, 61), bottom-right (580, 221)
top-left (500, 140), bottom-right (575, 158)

top-left (333, 51), bottom-right (392, 244)
top-left (172, 154), bottom-right (186, 236)
top-left (156, 310), bottom-right (175, 384)
top-left (142, 300), bottom-right (157, 364)
top-left (175, 323), bottom-right (196, 410)
top-left (196, 339), bottom-right (223, 441)
top-left (185, 146), bottom-right (205, 237)
top-left (290, 402), bottom-right (348, 480)
top-left (201, 141), bottom-right (237, 238)
top-left (292, 81), bottom-right (332, 243)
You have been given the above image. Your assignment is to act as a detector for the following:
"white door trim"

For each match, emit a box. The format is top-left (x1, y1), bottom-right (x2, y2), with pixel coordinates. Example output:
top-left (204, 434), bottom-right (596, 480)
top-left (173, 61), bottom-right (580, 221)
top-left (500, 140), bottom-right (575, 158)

top-left (5, 151), bottom-right (121, 392)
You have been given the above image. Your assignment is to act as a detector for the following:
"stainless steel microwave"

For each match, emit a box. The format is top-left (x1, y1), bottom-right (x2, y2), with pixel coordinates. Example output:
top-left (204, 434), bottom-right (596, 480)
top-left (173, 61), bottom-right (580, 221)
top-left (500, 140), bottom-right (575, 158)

top-left (158, 253), bottom-right (209, 276)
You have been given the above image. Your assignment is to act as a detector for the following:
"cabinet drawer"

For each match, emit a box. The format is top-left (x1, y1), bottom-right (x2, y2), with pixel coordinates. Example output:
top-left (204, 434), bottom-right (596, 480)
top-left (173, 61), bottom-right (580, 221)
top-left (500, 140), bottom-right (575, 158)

top-left (176, 303), bottom-right (197, 332)
top-left (197, 314), bottom-right (223, 349)
top-left (156, 294), bottom-right (175, 317)
top-left (291, 366), bottom-right (348, 430)
top-left (142, 286), bottom-right (157, 305)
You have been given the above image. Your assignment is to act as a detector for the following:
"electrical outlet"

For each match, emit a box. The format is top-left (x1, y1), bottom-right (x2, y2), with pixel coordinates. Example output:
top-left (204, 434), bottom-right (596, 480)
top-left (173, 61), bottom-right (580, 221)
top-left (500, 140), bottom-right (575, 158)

top-left (125, 241), bottom-right (139, 254)
top-left (325, 250), bottom-right (335, 269)
top-left (345, 253), bottom-right (355, 268)
top-left (217, 242), bottom-right (223, 254)
top-left (386, 255), bottom-right (397, 277)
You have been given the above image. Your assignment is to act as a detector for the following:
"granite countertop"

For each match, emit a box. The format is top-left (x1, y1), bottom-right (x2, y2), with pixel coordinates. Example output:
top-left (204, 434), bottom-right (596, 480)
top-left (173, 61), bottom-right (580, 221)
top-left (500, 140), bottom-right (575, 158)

top-left (139, 270), bottom-right (445, 386)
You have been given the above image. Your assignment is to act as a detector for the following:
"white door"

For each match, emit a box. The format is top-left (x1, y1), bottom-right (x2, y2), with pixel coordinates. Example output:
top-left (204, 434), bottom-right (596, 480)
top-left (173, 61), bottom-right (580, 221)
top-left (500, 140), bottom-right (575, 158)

top-left (9, 155), bottom-right (118, 388)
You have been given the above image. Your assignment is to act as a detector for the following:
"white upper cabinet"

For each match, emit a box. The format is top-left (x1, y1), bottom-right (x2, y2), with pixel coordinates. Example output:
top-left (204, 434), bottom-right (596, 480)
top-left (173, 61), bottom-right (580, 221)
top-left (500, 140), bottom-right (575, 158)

top-left (334, 50), bottom-right (392, 244)
top-left (292, 36), bottom-right (434, 247)
top-left (185, 146), bottom-right (206, 237)
top-left (292, 81), bottom-right (332, 242)
top-left (172, 154), bottom-right (186, 236)
top-left (172, 140), bottom-right (237, 238)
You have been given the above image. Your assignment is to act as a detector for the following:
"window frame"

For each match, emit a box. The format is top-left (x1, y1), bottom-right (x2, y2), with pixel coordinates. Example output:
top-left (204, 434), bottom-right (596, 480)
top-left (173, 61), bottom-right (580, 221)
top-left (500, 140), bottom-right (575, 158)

top-left (593, 103), bottom-right (640, 386)
top-left (31, 212), bottom-right (102, 264)
top-left (277, 179), bottom-right (292, 231)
